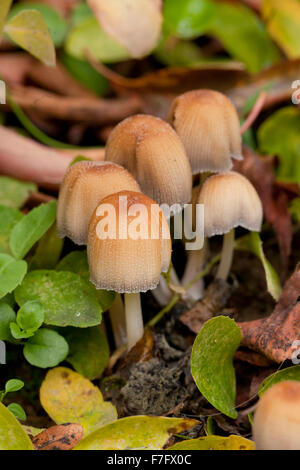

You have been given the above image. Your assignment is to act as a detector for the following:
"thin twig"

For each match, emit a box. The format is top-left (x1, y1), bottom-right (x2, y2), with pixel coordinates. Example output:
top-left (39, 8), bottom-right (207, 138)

top-left (240, 91), bottom-right (267, 134)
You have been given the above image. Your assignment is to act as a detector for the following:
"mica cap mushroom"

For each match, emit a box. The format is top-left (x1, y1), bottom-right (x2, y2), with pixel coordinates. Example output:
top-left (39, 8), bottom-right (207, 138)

top-left (57, 160), bottom-right (140, 245)
top-left (169, 89), bottom-right (242, 174)
top-left (253, 381), bottom-right (300, 450)
top-left (105, 114), bottom-right (192, 213)
top-left (198, 171), bottom-right (263, 280)
top-left (87, 190), bottom-right (171, 349)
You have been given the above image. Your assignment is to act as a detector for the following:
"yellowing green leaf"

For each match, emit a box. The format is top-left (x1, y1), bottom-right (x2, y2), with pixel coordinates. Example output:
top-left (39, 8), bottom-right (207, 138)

top-left (4, 9), bottom-right (55, 66)
top-left (0, 0), bottom-right (12, 37)
top-left (74, 416), bottom-right (197, 450)
top-left (0, 402), bottom-right (33, 450)
top-left (258, 365), bottom-right (300, 397)
top-left (235, 232), bottom-right (282, 301)
top-left (40, 367), bottom-right (117, 436)
top-left (87, 0), bottom-right (162, 58)
top-left (191, 316), bottom-right (241, 419)
top-left (168, 435), bottom-right (255, 450)
top-left (262, 0), bottom-right (300, 59)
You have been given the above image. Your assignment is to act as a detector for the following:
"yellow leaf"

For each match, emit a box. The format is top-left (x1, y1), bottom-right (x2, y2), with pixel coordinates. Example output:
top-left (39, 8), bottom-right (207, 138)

top-left (168, 435), bottom-right (255, 450)
top-left (74, 415), bottom-right (198, 450)
top-left (0, 402), bottom-right (34, 450)
top-left (4, 10), bottom-right (56, 66)
top-left (87, 0), bottom-right (162, 58)
top-left (0, 0), bottom-right (12, 37)
top-left (40, 367), bottom-right (117, 436)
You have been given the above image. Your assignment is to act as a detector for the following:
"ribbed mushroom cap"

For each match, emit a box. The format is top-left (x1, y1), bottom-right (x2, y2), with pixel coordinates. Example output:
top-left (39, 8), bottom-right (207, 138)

top-left (198, 171), bottom-right (263, 237)
top-left (105, 114), bottom-right (192, 211)
top-left (57, 161), bottom-right (140, 245)
top-left (87, 190), bottom-right (171, 293)
top-left (169, 89), bottom-right (242, 174)
top-left (253, 381), bottom-right (300, 450)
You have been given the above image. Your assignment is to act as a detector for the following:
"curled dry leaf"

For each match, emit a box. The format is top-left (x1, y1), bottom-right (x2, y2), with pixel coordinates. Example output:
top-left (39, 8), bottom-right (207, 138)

top-left (32, 423), bottom-right (83, 450)
top-left (239, 265), bottom-right (300, 363)
top-left (87, 0), bottom-right (163, 58)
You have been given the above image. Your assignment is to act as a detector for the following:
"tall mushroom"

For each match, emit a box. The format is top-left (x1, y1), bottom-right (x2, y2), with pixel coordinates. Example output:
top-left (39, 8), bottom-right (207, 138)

top-left (87, 190), bottom-right (171, 349)
top-left (198, 171), bottom-right (263, 281)
top-left (253, 381), bottom-right (300, 450)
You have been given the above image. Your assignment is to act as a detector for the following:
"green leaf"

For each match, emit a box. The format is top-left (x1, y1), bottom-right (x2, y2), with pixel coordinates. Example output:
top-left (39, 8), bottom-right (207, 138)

top-left (65, 17), bottom-right (130, 63)
top-left (57, 251), bottom-right (115, 311)
top-left (5, 379), bottom-right (24, 393)
top-left (71, 2), bottom-right (93, 27)
top-left (10, 322), bottom-right (33, 340)
top-left (0, 205), bottom-right (23, 255)
top-left (74, 416), bottom-right (197, 450)
top-left (163, 0), bottom-right (214, 39)
top-left (290, 198), bottom-right (300, 223)
top-left (209, 2), bottom-right (279, 73)
top-left (30, 223), bottom-right (63, 270)
top-left (7, 403), bottom-right (26, 421)
top-left (0, 176), bottom-right (36, 209)
top-left (4, 9), bottom-right (56, 66)
top-left (154, 36), bottom-right (204, 67)
top-left (65, 327), bottom-right (109, 380)
top-left (10, 300), bottom-right (44, 338)
top-left (262, 0), bottom-right (300, 59)
top-left (191, 316), bottom-right (241, 419)
top-left (0, 402), bottom-right (33, 449)
top-left (258, 106), bottom-right (300, 183)
top-left (0, 254), bottom-right (27, 300)
top-left (23, 328), bottom-right (69, 368)
top-left (15, 270), bottom-right (102, 327)
top-left (40, 367), bottom-right (118, 436)
top-left (60, 51), bottom-right (109, 96)
top-left (8, 2), bottom-right (67, 47)
top-left (258, 365), bottom-right (300, 397)
top-left (0, 303), bottom-right (16, 341)
top-left (235, 232), bottom-right (282, 301)
top-left (168, 435), bottom-right (255, 450)
top-left (0, 0), bottom-right (12, 37)
top-left (10, 201), bottom-right (57, 260)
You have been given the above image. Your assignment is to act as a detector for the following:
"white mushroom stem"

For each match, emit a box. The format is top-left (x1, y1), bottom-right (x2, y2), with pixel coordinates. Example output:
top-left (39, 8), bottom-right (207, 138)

top-left (151, 266), bottom-right (181, 306)
top-left (124, 293), bottom-right (144, 350)
top-left (109, 294), bottom-right (127, 348)
top-left (181, 245), bottom-right (206, 302)
top-left (216, 229), bottom-right (235, 281)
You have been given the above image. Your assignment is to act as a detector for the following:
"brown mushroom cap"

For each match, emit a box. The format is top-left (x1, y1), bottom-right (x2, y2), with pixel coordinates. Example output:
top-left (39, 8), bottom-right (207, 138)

top-left (105, 114), bottom-right (192, 210)
top-left (253, 381), bottom-right (300, 450)
top-left (198, 171), bottom-right (263, 237)
top-left (87, 190), bottom-right (171, 293)
top-left (169, 89), bottom-right (242, 174)
top-left (57, 161), bottom-right (140, 245)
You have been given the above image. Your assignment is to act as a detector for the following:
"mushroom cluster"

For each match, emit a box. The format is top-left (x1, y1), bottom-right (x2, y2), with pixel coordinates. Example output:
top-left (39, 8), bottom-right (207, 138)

top-left (57, 88), bottom-right (263, 351)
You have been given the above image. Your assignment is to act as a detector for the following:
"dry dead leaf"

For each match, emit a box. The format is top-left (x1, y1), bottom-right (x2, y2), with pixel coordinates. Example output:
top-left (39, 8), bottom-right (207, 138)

top-left (32, 423), bottom-right (83, 450)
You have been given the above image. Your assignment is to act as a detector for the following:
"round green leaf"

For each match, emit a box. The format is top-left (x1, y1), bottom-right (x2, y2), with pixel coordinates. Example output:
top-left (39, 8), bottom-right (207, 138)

top-left (17, 300), bottom-right (44, 332)
top-left (7, 403), bottom-right (26, 421)
top-left (0, 303), bottom-right (16, 341)
top-left (66, 327), bottom-right (109, 380)
top-left (15, 270), bottom-right (102, 327)
top-left (258, 365), bottom-right (300, 397)
top-left (10, 201), bottom-right (57, 260)
top-left (8, 2), bottom-right (68, 47)
top-left (23, 328), bottom-right (69, 368)
top-left (0, 254), bottom-right (27, 300)
top-left (191, 316), bottom-right (242, 419)
top-left (0, 176), bottom-right (36, 209)
top-left (0, 402), bottom-right (33, 450)
top-left (5, 379), bottom-right (24, 393)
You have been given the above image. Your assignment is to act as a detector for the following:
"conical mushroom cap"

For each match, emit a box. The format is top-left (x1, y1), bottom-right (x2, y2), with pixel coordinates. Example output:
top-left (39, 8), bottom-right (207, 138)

top-left (57, 161), bottom-right (140, 245)
top-left (105, 114), bottom-right (192, 211)
top-left (169, 90), bottom-right (242, 174)
top-left (87, 190), bottom-right (171, 293)
top-left (253, 381), bottom-right (300, 450)
top-left (198, 171), bottom-right (263, 237)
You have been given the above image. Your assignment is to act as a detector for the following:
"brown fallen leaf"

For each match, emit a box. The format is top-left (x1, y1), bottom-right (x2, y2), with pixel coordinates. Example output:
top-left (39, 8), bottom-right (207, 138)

top-left (179, 279), bottom-right (233, 334)
top-left (32, 423), bottom-right (83, 450)
top-left (234, 146), bottom-right (293, 270)
top-left (238, 265), bottom-right (300, 363)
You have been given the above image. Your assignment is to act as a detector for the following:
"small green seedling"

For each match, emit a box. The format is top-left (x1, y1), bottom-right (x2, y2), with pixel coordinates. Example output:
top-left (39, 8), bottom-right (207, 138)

top-left (0, 379), bottom-right (26, 421)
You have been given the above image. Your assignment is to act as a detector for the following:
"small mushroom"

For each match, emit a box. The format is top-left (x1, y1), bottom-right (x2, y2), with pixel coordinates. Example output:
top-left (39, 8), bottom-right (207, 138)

top-left (198, 171), bottom-right (263, 281)
top-left (105, 114), bottom-right (192, 211)
top-left (87, 190), bottom-right (171, 349)
top-left (169, 89), bottom-right (242, 175)
top-left (253, 381), bottom-right (300, 450)
top-left (57, 160), bottom-right (140, 245)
